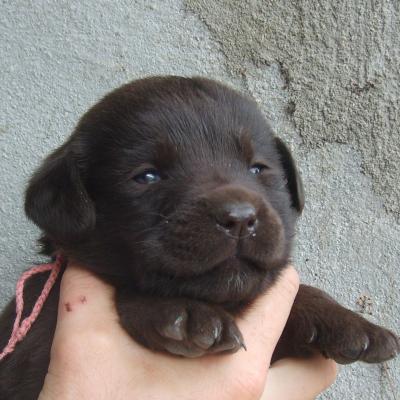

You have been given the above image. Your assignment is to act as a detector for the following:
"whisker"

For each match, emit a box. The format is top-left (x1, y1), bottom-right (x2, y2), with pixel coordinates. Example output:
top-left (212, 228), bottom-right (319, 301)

top-left (133, 239), bottom-right (163, 247)
top-left (145, 211), bottom-right (170, 220)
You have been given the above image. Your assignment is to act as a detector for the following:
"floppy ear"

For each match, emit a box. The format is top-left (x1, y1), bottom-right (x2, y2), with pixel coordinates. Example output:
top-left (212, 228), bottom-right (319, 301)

top-left (274, 138), bottom-right (305, 214)
top-left (25, 145), bottom-right (96, 243)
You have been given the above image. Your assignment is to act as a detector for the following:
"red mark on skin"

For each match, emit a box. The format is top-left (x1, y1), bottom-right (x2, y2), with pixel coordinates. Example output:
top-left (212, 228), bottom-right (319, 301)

top-left (79, 295), bottom-right (87, 304)
top-left (64, 302), bottom-right (72, 312)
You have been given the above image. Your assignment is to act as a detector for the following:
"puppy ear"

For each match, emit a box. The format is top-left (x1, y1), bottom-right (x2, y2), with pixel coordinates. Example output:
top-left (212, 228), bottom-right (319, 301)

top-left (274, 138), bottom-right (305, 214)
top-left (25, 145), bottom-right (95, 243)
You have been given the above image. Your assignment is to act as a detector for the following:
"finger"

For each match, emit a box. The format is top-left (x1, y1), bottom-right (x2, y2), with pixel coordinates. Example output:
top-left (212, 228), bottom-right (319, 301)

top-left (50, 263), bottom-right (135, 369)
top-left (55, 263), bottom-right (117, 333)
top-left (261, 356), bottom-right (338, 400)
top-left (237, 265), bottom-right (300, 357)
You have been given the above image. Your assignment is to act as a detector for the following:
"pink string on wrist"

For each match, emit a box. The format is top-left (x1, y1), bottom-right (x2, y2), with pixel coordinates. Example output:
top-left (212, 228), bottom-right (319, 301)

top-left (0, 255), bottom-right (62, 361)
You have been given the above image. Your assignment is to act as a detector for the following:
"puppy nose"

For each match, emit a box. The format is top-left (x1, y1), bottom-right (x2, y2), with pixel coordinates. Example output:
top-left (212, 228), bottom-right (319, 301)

top-left (215, 202), bottom-right (258, 237)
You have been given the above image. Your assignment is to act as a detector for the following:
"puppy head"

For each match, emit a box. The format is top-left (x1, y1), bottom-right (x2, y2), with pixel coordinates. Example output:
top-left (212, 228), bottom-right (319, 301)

top-left (25, 76), bottom-right (304, 306)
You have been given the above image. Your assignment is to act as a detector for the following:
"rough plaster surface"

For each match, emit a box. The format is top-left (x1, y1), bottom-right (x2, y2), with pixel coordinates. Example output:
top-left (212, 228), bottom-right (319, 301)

top-left (185, 0), bottom-right (400, 218)
top-left (0, 1), bottom-right (398, 399)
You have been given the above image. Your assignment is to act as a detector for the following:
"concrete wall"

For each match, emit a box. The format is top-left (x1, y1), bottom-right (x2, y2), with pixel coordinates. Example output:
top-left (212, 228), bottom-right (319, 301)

top-left (0, 1), bottom-right (398, 398)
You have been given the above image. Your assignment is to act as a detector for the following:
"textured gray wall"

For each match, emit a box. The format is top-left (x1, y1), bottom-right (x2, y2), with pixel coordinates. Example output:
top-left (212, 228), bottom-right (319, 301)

top-left (0, 1), bottom-right (398, 399)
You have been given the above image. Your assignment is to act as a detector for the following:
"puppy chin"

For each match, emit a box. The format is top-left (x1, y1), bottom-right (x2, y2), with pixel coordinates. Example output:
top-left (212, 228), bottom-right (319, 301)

top-left (130, 240), bottom-right (288, 306)
top-left (177, 254), bottom-right (288, 305)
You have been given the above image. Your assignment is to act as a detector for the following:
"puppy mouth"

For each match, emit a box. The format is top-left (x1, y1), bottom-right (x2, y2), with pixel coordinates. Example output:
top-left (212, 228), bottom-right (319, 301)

top-left (210, 253), bottom-right (265, 274)
top-left (181, 253), bottom-right (269, 304)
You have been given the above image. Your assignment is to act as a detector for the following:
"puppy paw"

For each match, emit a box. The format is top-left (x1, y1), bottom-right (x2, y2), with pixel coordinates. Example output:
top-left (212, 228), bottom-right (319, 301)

top-left (274, 285), bottom-right (400, 365)
top-left (117, 294), bottom-right (244, 358)
top-left (151, 301), bottom-right (244, 357)
top-left (307, 314), bottom-right (400, 364)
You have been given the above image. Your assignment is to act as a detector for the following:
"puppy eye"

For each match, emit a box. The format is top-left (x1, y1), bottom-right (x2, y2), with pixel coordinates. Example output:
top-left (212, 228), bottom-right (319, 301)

top-left (249, 163), bottom-right (268, 175)
top-left (133, 169), bottom-right (162, 184)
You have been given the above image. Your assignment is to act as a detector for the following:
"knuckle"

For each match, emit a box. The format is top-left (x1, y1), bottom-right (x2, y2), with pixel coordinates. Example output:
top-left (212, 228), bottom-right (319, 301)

top-left (321, 359), bottom-right (338, 390)
top-left (231, 368), bottom-right (266, 400)
top-left (281, 265), bottom-right (300, 296)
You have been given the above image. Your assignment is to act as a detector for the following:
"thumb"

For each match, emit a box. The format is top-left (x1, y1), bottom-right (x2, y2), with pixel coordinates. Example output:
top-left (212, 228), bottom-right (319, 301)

top-left (237, 265), bottom-right (300, 361)
top-left (40, 264), bottom-right (124, 399)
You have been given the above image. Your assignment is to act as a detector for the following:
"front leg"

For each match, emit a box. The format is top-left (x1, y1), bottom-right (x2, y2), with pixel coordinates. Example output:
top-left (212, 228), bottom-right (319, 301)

top-left (273, 285), bottom-right (400, 364)
top-left (116, 289), bottom-right (245, 358)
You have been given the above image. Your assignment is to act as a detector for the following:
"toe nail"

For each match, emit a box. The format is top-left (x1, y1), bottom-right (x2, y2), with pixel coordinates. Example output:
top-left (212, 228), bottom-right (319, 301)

top-left (233, 332), bottom-right (245, 350)
top-left (159, 315), bottom-right (186, 341)
top-left (213, 324), bottom-right (222, 340)
top-left (362, 337), bottom-right (369, 352)
top-left (307, 328), bottom-right (318, 344)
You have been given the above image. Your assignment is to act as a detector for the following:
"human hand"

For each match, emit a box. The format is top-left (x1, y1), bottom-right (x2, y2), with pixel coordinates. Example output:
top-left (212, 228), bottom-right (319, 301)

top-left (39, 264), bottom-right (337, 400)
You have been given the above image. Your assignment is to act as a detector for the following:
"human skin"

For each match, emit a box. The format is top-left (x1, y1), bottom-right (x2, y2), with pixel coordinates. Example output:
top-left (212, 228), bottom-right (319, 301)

top-left (38, 264), bottom-right (337, 400)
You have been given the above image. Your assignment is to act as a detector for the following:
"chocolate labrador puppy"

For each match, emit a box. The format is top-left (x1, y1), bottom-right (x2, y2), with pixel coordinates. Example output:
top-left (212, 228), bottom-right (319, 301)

top-left (0, 76), bottom-right (398, 399)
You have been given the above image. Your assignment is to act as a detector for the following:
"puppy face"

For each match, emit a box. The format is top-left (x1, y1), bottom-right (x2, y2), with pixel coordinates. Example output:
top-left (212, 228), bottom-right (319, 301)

top-left (25, 77), bottom-right (304, 306)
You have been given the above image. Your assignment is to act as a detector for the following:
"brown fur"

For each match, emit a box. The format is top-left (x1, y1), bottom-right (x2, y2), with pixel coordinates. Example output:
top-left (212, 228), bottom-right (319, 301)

top-left (0, 76), bottom-right (398, 399)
